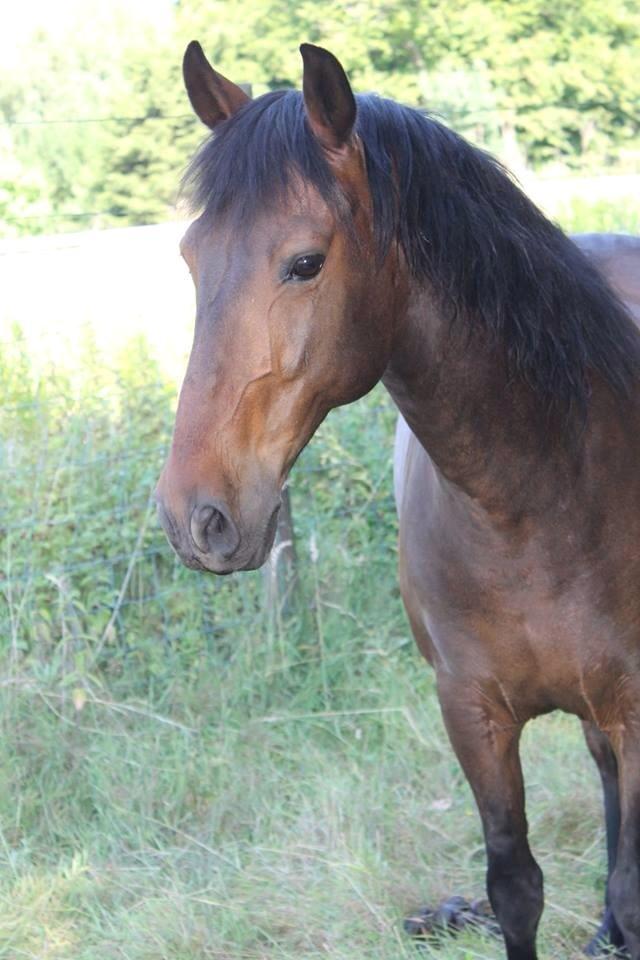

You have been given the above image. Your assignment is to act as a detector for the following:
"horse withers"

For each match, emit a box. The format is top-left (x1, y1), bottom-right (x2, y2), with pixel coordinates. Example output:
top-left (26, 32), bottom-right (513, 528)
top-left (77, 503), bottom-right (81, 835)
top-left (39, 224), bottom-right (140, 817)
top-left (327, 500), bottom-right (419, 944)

top-left (156, 40), bottom-right (640, 960)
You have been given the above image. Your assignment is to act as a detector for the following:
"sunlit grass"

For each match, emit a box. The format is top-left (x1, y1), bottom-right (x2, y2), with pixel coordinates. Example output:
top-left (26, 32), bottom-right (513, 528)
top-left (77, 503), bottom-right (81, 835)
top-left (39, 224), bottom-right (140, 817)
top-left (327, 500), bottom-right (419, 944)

top-left (0, 675), bottom-right (607, 959)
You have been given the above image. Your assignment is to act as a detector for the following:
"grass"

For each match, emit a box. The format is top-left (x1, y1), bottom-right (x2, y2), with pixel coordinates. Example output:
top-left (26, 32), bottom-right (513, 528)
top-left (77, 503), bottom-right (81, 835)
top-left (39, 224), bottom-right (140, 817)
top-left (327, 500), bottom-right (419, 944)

top-left (556, 195), bottom-right (640, 234)
top-left (0, 332), bottom-right (611, 960)
top-left (0, 674), bottom-right (609, 959)
top-left (2, 188), bottom-right (637, 958)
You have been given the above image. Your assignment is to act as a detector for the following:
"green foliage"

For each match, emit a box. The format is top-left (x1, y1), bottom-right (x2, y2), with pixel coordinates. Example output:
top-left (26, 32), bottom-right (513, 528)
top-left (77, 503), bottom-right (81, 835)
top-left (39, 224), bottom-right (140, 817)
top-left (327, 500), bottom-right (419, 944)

top-left (555, 195), bottom-right (640, 234)
top-left (485, 0), bottom-right (640, 165)
top-left (0, 16), bottom-right (121, 234)
top-left (91, 47), bottom-right (202, 226)
top-left (0, 328), bottom-right (404, 702)
top-left (0, 8), bottom-right (200, 234)
top-left (179, 0), bottom-right (640, 165)
top-left (1, 0), bottom-right (638, 236)
top-left (0, 328), bottom-right (616, 958)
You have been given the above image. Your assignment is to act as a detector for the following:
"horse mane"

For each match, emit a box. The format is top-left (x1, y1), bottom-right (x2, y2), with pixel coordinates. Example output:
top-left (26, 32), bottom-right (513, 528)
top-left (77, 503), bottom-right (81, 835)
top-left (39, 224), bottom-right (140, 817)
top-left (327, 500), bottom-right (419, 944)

top-left (184, 90), bottom-right (640, 412)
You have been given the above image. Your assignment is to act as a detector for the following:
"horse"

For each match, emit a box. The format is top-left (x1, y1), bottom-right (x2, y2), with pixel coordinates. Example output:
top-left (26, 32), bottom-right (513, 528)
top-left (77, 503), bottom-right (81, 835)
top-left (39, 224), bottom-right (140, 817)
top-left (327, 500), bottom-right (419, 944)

top-left (155, 40), bottom-right (640, 960)
top-left (573, 233), bottom-right (640, 325)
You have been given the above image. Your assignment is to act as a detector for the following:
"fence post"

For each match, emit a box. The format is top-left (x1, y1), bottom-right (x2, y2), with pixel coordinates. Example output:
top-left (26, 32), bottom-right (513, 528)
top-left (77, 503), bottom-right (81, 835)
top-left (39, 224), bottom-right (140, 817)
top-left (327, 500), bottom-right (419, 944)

top-left (264, 484), bottom-right (298, 616)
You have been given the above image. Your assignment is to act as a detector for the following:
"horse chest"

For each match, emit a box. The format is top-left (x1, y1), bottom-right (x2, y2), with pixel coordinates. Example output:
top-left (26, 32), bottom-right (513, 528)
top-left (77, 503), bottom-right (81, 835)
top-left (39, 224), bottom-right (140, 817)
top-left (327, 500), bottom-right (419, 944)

top-left (411, 553), bottom-right (640, 723)
top-left (398, 472), bottom-right (639, 719)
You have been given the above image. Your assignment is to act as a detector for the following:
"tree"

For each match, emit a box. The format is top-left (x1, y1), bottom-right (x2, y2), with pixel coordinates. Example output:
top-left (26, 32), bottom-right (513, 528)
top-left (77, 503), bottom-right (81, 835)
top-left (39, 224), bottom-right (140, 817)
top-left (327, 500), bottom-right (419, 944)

top-left (176, 0), bottom-right (640, 166)
top-left (92, 44), bottom-right (202, 226)
top-left (1, 0), bottom-right (638, 237)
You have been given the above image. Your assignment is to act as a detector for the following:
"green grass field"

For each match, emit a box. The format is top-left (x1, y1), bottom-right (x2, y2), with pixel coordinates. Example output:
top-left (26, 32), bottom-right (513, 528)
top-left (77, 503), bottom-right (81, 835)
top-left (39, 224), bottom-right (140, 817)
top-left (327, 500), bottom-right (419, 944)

top-left (1, 192), bottom-right (637, 959)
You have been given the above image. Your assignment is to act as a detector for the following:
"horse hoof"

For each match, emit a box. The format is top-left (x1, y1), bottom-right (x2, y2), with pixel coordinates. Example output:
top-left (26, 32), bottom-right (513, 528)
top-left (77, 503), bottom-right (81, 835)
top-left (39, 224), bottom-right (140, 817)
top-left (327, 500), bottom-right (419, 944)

top-left (404, 895), bottom-right (501, 942)
top-left (584, 908), bottom-right (628, 957)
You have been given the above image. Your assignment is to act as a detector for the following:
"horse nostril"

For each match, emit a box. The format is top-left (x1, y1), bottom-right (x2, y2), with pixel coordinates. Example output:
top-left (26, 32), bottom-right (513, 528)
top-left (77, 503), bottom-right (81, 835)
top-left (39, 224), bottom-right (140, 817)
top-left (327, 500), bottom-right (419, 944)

top-left (189, 501), bottom-right (240, 559)
top-left (190, 505), bottom-right (214, 553)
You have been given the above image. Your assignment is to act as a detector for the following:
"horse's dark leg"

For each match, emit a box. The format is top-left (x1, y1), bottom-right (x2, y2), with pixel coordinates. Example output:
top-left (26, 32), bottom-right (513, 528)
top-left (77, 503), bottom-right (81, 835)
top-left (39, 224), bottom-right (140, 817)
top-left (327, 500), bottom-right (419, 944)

top-left (582, 721), bottom-right (626, 956)
top-left (438, 683), bottom-right (542, 960)
top-left (606, 732), bottom-right (640, 959)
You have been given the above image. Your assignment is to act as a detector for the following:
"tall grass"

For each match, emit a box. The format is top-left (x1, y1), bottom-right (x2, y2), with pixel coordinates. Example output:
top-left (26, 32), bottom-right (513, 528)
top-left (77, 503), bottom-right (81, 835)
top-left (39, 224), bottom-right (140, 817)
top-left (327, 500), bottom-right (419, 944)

top-left (0, 193), bottom-right (631, 958)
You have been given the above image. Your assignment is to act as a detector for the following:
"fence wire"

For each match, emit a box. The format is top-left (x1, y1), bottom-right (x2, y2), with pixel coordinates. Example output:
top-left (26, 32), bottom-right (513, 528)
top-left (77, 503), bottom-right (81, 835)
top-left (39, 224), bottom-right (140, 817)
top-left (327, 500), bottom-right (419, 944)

top-left (0, 364), bottom-right (399, 672)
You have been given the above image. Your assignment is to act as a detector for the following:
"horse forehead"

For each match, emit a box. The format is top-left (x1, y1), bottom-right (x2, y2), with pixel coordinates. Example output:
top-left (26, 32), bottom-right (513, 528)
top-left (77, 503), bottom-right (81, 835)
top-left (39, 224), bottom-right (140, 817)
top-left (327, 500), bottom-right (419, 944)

top-left (196, 205), bottom-right (337, 267)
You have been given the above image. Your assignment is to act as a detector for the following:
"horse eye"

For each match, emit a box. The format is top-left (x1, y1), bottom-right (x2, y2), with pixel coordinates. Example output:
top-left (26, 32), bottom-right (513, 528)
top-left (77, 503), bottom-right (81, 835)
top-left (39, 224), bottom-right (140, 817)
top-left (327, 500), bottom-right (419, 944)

top-left (290, 253), bottom-right (325, 280)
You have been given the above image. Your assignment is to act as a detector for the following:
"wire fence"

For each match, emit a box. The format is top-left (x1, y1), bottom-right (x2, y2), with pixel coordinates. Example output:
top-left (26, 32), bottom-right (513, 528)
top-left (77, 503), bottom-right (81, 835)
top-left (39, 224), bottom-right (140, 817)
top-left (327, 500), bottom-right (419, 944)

top-left (0, 339), bottom-right (400, 681)
top-left (2, 107), bottom-right (202, 234)
top-left (4, 89), bottom-right (639, 240)
top-left (0, 94), bottom-right (506, 233)
top-left (1, 114), bottom-right (196, 126)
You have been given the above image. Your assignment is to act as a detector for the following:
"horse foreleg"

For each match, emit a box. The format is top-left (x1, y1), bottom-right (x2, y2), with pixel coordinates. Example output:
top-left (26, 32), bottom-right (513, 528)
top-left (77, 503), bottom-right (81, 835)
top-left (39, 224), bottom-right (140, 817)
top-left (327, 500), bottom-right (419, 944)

top-left (438, 679), bottom-right (543, 960)
top-left (582, 721), bottom-right (626, 956)
top-left (606, 727), bottom-right (640, 959)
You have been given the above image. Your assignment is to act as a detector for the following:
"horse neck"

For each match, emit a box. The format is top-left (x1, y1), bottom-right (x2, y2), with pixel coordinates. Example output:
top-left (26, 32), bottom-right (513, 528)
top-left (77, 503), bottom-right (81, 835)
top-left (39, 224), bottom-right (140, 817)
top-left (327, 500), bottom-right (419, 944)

top-left (382, 287), bottom-right (593, 517)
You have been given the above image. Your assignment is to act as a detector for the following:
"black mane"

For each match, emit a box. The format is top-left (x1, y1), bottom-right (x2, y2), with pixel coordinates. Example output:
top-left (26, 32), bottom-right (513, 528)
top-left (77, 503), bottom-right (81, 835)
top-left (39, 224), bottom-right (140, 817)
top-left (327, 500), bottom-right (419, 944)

top-left (184, 90), bottom-right (640, 411)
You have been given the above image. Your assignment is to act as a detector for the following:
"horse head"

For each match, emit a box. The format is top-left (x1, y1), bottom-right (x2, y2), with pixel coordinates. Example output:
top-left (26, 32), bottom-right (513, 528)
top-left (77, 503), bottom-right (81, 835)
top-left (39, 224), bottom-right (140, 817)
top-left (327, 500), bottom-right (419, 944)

top-left (156, 42), bottom-right (404, 573)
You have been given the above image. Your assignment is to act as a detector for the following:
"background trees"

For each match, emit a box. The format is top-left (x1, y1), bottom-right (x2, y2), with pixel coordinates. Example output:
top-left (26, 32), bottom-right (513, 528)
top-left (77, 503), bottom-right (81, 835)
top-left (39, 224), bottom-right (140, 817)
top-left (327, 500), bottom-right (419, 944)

top-left (1, 0), bottom-right (638, 236)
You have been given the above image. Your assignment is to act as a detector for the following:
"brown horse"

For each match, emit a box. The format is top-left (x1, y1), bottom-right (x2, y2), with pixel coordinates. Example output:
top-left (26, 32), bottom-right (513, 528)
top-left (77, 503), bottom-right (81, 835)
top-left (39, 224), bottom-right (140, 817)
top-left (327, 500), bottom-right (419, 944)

top-left (575, 233), bottom-right (640, 325)
top-left (156, 41), bottom-right (640, 960)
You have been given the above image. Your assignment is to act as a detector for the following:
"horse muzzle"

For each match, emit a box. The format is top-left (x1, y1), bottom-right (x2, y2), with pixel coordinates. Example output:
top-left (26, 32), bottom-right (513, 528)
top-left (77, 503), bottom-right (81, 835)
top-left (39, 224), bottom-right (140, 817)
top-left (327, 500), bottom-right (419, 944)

top-left (155, 489), bottom-right (280, 575)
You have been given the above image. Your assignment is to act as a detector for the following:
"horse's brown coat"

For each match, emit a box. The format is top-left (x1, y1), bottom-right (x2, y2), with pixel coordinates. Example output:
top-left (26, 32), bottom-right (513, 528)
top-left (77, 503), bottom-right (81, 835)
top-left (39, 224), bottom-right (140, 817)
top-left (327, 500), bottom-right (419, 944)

top-left (156, 43), bottom-right (640, 960)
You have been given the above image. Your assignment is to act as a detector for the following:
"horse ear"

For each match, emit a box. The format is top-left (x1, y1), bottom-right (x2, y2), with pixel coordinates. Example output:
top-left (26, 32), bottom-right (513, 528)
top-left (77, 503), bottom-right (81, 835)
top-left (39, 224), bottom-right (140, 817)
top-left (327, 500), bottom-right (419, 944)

top-left (300, 44), bottom-right (356, 151)
top-left (183, 40), bottom-right (250, 129)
